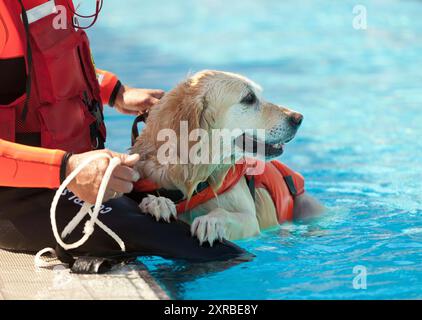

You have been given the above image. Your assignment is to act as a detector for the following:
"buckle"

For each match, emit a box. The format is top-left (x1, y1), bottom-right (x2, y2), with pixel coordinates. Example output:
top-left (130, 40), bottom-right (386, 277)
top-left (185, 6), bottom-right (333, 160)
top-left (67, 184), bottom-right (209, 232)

top-left (91, 101), bottom-right (104, 128)
top-left (82, 92), bottom-right (105, 150)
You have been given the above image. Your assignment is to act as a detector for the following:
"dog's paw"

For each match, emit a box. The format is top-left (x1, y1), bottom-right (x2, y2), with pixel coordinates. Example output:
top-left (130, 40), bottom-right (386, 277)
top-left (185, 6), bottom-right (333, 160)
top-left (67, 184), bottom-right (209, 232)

top-left (139, 195), bottom-right (177, 222)
top-left (191, 214), bottom-right (226, 246)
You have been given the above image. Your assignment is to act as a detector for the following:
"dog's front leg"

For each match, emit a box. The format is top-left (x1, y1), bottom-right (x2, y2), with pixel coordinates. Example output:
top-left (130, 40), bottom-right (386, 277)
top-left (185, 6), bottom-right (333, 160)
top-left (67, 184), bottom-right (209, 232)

top-left (191, 208), bottom-right (260, 246)
top-left (139, 195), bottom-right (177, 222)
top-left (190, 177), bottom-right (260, 246)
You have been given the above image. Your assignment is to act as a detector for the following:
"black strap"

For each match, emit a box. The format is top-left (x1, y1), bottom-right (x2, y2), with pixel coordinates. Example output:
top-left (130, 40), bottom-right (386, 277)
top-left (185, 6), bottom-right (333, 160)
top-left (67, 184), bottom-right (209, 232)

top-left (155, 181), bottom-right (210, 204)
top-left (81, 91), bottom-right (105, 150)
top-left (283, 175), bottom-right (298, 196)
top-left (18, 0), bottom-right (32, 122)
top-left (108, 80), bottom-right (122, 107)
top-left (247, 175), bottom-right (256, 202)
top-left (246, 174), bottom-right (297, 200)
top-left (131, 113), bottom-right (148, 146)
top-left (60, 152), bottom-right (74, 184)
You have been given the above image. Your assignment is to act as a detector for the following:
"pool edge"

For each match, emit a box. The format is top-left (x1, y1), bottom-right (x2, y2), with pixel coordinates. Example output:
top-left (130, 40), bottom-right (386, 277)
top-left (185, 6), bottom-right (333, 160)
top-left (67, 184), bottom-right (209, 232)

top-left (0, 249), bottom-right (170, 300)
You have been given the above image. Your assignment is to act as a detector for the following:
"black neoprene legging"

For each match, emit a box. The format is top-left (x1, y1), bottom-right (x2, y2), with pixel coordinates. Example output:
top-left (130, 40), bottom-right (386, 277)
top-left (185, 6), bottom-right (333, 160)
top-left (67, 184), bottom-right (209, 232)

top-left (0, 187), bottom-right (246, 262)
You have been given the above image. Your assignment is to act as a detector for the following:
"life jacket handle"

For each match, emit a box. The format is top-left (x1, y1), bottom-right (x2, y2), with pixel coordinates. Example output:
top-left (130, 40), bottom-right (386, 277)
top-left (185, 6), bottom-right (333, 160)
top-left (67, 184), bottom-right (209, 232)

top-left (131, 113), bottom-right (148, 147)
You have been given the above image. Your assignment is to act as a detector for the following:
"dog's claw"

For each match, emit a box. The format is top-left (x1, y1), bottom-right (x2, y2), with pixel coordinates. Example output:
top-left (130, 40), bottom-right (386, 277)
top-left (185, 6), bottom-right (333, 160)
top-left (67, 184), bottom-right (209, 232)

top-left (139, 195), bottom-right (177, 223)
top-left (191, 214), bottom-right (226, 246)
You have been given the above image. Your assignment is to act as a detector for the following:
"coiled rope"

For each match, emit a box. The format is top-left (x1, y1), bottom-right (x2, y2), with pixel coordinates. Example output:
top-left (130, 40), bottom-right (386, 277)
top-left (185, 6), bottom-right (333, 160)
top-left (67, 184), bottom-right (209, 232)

top-left (35, 153), bottom-right (126, 267)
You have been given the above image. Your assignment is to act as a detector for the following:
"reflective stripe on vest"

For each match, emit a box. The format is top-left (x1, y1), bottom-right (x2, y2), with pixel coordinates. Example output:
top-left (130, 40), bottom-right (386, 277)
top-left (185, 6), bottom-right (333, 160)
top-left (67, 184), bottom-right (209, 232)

top-left (23, 0), bottom-right (56, 24)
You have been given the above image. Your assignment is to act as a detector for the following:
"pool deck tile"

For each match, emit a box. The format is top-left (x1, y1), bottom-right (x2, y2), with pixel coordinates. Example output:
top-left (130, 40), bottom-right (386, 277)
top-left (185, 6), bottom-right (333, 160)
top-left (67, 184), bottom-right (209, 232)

top-left (0, 249), bottom-right (169, 300)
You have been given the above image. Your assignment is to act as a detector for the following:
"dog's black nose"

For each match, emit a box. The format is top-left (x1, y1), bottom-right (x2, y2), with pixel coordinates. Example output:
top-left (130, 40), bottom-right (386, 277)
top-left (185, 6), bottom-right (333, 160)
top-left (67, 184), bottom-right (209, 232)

top-left (289, 113), bottom-right (303, 127)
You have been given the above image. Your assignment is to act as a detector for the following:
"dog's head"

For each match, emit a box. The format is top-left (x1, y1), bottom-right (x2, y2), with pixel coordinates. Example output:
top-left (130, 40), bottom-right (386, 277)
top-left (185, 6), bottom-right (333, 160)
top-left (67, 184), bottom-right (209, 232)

top-left (196, 70), bottom-right (302, 159)
top-left (135, 70), bottom-right (303, 194)
top-left (152, 70), bottom-right (302, 159)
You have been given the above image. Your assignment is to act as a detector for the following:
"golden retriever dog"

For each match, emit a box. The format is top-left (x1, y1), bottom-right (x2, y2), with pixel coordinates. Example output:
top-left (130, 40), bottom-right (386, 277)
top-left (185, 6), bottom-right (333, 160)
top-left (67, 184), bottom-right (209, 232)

top-left (131, 70), bottom-right (323, 245)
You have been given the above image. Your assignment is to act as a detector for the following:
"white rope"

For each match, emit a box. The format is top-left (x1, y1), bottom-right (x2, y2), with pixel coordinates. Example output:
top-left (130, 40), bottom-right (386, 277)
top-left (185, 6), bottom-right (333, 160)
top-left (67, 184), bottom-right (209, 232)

top-left (34, 247), bottom-right (56, 268)
top-left (35, 153), bottom-right (126, 268)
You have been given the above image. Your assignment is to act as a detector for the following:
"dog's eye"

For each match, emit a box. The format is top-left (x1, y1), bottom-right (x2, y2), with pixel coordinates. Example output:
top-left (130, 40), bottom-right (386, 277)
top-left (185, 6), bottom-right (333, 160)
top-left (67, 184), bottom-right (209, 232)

top-left (241, 92), bottom-right (257, 105)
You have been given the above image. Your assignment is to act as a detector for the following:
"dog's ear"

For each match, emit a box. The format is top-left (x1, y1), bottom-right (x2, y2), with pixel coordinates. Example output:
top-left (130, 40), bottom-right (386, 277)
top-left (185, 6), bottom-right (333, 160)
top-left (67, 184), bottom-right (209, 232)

top-left (141, 82), bottom-right (206, 143)
top-left (183, 93), bottom-right (205, 132)
top-left (156, 83), bottom-right (201, 197)
top-left (154, 77), bottom-right (217, 197)
top-left (159, 81), bottom-right (206, 134)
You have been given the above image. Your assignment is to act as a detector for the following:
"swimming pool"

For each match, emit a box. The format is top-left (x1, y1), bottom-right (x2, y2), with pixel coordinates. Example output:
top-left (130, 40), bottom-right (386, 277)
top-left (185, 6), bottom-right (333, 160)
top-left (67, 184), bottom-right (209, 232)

top-left (87, 0), bottom-right (422, 299)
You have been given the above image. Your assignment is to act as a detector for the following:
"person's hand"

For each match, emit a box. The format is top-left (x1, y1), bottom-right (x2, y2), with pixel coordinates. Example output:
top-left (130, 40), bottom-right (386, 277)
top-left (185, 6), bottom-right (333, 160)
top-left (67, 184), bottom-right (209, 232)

top-left (114, 85), bottom-right (165, 115)
top-left (66, 149), bottom-right (140, 203)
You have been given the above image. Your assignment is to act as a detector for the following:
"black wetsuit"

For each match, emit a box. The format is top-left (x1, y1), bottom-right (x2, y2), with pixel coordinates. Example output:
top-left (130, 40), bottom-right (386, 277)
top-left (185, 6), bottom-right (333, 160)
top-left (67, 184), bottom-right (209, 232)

top-left (0, 187), bottom-right (246, 262)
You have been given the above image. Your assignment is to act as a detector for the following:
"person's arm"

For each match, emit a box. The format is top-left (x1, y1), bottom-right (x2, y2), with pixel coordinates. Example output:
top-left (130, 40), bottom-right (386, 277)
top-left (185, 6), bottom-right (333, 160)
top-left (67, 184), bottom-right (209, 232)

top-left (0, 139), bottom-right (141, 203)
top-left (96, 69), bottom-right (165, 114)
top-left (0, 139), bottom-right (66, 189)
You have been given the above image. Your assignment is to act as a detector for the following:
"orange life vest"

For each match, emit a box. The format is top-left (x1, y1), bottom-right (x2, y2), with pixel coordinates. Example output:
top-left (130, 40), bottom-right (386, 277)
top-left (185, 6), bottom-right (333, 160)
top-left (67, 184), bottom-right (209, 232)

top-left (134, 159), bottom-right (305, 224)
top-left (0, 0), bottom-right (107, 153)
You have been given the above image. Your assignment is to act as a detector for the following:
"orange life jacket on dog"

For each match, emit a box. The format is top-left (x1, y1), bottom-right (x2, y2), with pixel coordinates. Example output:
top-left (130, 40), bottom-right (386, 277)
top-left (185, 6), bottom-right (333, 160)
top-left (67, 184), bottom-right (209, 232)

top-left (0, 0), bottom-right (118, 153)
top-left (134, 159), bottom-right (305, 224)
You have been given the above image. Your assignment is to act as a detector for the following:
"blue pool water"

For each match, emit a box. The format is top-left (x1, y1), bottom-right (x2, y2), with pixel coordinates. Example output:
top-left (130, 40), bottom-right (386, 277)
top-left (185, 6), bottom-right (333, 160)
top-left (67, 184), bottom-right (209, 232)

top-left (86, 0), bottom-right (422, 299)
